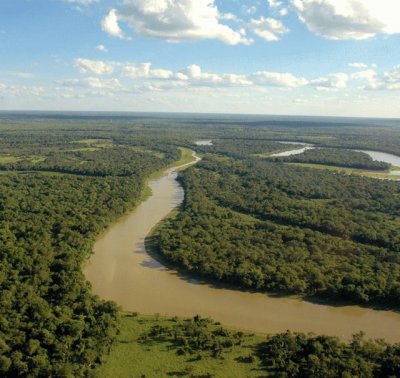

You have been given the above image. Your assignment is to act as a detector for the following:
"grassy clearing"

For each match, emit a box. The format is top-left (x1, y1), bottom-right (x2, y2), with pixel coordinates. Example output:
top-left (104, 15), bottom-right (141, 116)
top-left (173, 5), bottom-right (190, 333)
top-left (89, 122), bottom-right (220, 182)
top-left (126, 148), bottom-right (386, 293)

top-left (74, 138), bottom-right (113, 145)
top-left (69, 147), bottom-right (100, 152)
top-left (0, 156), bottom-right (19, 163)
top-left (94, 314), bottom-right (264, 378)
top-left (70, 139), bottom-right (114, 151)
top-left (131, 146), bottom-right (165, 159)
top-left (147, 148), bottom-right (196, 181)
top-left (0, 155), bottom-right (45, 164)
top-left (286, 162), bottom-right (400, 180)
top-left (29, 156), bottom-right (46, 163)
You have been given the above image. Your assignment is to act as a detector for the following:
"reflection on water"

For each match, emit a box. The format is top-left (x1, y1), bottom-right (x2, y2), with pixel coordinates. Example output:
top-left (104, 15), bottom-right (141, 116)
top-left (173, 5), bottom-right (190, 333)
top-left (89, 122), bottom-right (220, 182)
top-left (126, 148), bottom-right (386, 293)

top-left (84, 154), bottom-right (400, 342)
top-left (270, 146), bottom-right (315, 157)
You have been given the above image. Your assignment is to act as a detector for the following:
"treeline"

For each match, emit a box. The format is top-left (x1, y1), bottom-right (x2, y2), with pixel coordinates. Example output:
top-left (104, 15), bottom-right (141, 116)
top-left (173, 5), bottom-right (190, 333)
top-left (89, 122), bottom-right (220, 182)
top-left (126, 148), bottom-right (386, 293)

top-left (272, 148), bottom-right (390, 170)
top-left (259, 331), bottom-right (400, 377)
top-left (157, 156), bottom-right (400, 305)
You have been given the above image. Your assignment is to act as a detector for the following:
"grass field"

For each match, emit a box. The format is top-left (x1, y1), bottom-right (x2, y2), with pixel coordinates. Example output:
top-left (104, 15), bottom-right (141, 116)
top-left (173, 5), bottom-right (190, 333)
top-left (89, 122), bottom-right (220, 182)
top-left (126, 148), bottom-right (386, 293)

top-left (0, 155), bottom-right (46, 164)
top-left (94, 314), bottom-right (265, 378)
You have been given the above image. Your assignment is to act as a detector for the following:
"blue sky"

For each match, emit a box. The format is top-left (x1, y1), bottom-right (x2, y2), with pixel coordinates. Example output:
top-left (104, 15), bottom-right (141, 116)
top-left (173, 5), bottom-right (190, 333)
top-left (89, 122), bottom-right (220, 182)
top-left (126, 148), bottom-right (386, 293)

top-left (1, 0), bottom-right (400, 117)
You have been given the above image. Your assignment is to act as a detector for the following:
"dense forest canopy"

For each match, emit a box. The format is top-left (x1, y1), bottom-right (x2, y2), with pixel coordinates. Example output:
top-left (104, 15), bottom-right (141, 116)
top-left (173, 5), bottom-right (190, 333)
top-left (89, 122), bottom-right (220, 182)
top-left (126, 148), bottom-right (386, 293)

top-left (1, 112), bottom-right (400, 376)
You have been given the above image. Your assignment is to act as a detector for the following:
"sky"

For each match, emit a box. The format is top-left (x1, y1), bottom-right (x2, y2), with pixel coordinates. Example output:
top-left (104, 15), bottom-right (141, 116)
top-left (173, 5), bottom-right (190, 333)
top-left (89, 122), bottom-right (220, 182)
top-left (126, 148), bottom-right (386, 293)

top-left (0, 0), bottom-right (400, 117)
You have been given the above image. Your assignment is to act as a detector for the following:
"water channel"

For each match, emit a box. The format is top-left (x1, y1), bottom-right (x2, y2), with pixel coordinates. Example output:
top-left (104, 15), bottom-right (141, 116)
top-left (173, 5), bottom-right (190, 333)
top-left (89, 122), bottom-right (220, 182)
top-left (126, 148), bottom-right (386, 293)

top-left (84, 148), bottom-right (400, 342)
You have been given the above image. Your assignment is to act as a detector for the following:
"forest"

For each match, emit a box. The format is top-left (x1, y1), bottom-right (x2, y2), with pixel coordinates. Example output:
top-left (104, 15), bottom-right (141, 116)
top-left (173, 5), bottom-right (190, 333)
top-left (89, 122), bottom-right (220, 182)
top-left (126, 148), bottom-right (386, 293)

top-left (157, 155), bottom-right (400, 305)
top-left (1, 112), bottom-right (400, 376)
top-left (0, 120), bottom-right (180, 375)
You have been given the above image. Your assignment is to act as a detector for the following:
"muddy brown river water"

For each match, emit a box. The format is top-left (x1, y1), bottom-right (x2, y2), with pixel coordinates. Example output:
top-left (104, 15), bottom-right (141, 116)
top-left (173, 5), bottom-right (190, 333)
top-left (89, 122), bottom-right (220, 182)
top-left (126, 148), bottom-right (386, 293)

top-left (84, 153), bottom-right (400, 342)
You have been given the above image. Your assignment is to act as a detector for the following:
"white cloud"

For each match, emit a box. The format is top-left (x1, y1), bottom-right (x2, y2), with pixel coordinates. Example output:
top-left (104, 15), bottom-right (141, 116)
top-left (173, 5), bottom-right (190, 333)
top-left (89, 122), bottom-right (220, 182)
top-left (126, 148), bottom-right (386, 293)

top-left (311, 73), bottom-right (348, 90)
top-left (243, 5), bottom-right (257, 14)
top-left (96, 44), bottom-right (108, 52)
top-left (252, 71), bottom-right (308, 87)
top-left (114, 0), bottom-right (251, 45)
top-left (123, 63), bottom-right (174, 79)
top-left (248, 17), bottom-right (289, 41)
top-left (349, 62), bottom-right (369, 69)
top-left (60, 77), bottom-right (122, 90)
top-left (180, 65), bottom-right (253, 86)
top-left (220, 13), bottom-right (242, 23)
top-left (279, 8), bottom-right (289, 16)
top-left (382, 65), bottom-right (400, 90)
top-left (268, 0), bottom-right (283, 8)
top-left (351, 69), bottom-right (376, 80)
top-left (68, 58), bottom-right (400, 94)
top-left (349, 65), bottom-right (400, 90)
top-left (102, 9), bottom-right (125, 39)
top-left (84, 77), bottom-right (122, 89)
top-left (74, 58), bottom-right (115, 75)
top-left (0, 83), bottom-right (44, 98)
top-left (292, 0), bottom-right (400, 40)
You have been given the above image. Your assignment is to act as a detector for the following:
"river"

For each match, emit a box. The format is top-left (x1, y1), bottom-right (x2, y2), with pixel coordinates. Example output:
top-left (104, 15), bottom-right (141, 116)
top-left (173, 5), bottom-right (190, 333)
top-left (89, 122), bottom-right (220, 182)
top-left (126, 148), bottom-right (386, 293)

top-left (84, 151), bottom-right (400, 342)
top-left (271, 144), bottom-right (400, 176)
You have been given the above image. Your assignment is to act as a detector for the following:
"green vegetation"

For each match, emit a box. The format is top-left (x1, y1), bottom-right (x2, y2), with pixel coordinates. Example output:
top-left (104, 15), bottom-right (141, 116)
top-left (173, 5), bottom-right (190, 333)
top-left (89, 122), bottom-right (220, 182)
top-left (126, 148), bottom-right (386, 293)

top-left (96, 313), bottom-right (400, 378)
top-left (158, 155), bottom-right (400, 306)
top-left (1, 112), bottom-right (400, 376)
top-left (95, 314), bottom-right (263, 378)
top-left (0, 124), bottom-right (182, 375)
top-left (272, 148), bottom-right (391, 170)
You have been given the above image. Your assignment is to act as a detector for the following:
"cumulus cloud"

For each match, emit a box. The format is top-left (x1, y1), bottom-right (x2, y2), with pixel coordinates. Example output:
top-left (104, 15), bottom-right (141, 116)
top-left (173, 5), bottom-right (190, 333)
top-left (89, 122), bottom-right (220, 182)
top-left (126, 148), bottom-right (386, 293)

top-left (106, 0), bottom-right (251, 45)
top-left (268, 0), bottom-right (283, 8)
top-left (382, 65), bottom-right (400, 90)
top-left (74, 58), bottom-right (115, 75)
top-left (71, 58), bottom-right (312, 89)
top-left (180, 64), bottom-right (252, 86)
top-left (279, 8), bottom-right (289, 16)
top-left (0, 83), bottom-right (44, 98)
top-left (349, 62), bottom-right (369, 69)
top-left (69, 58), bottom-right (400, 94)
top-left (123, 63), bottom-right (174, 79)
top-left (248, 17), bottom-right (289, 41)
top-left (252, 71), bottom-right (308, 87)
top-left (220, 13), bottom-right (242, 23)
top-left (292, 0), bottom-right (400, 40)
top-left (101, 9), bottom-right (125, 39)
top-left (60, 77), bottom-right (122, 90)
top-left (311, 73), bottom-right (349, 90)
top-left (351, 69), bottom-right (378, 88)
top-left (96, 44), bottom-right (108, 52)
top-left (350, 65), bottom-right (400, 90)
